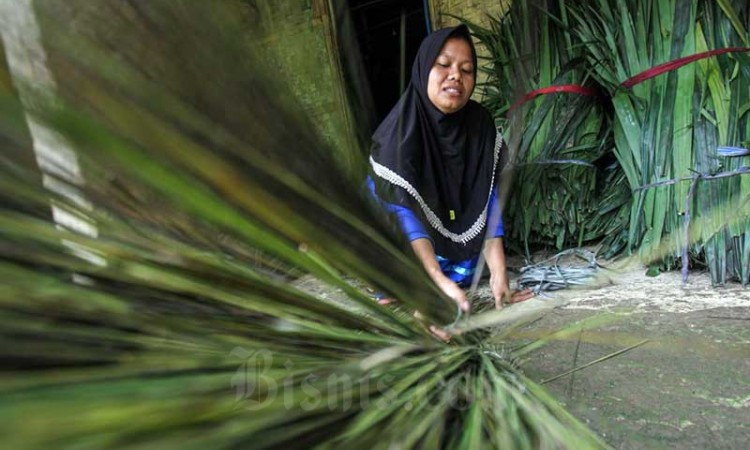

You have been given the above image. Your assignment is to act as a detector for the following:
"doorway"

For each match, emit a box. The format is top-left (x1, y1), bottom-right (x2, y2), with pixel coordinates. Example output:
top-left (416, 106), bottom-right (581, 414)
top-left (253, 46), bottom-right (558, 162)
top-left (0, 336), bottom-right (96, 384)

top-left (347, 0), bottom-right (430, 129)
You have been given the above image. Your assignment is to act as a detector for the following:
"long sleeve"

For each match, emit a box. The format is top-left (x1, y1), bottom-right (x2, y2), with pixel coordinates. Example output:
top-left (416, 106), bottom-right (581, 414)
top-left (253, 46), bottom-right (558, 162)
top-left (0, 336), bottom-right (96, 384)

top-left (366, 177), bottom-right (430, 241)
top-left (487, 186), bottom-right (504, 238)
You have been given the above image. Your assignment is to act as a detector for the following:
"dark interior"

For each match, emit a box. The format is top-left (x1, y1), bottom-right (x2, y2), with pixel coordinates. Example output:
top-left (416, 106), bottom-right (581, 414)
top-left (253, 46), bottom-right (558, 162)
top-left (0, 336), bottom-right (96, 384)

top-left (347, 0), bottom-right (429, 128)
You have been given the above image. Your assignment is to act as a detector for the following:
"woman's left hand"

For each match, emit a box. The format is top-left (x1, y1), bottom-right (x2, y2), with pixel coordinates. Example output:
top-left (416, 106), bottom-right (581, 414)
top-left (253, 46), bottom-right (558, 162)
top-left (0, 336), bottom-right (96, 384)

top-left (484, 238), bottom-right (534, 309)
top-left (490, 273), bottom-right (510, 309)
top-left (490, 273), bottom-right (534, 309)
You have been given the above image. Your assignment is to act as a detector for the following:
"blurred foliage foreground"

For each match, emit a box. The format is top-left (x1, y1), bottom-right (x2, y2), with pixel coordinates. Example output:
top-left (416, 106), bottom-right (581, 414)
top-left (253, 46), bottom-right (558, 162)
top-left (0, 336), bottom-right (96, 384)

top-left (0, 2), bottom-right (615, 449)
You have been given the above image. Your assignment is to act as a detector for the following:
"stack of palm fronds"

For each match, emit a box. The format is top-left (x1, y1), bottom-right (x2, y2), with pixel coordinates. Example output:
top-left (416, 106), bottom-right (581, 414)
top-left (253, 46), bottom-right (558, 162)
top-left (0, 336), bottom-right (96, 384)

top-left (569, 0), bottom-right (749, 283)
top-left (473, 0), bottom-right (749, 284)
top-left (469, 1), bottom-right (631, 259)
top-left (0, 1), bottom-right (608, 448)
top-left (692, 0), bottom-right (750, 283)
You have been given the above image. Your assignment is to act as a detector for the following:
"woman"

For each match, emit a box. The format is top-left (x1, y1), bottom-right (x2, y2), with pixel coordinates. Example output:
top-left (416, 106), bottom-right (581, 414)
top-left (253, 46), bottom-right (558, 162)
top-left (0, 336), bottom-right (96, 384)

top-left (369, 24), bottom-right (533, 312)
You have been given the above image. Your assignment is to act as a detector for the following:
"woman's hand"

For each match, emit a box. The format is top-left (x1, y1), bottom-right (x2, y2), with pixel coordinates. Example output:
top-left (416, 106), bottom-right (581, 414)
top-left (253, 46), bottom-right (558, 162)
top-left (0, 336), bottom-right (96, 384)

top-left (410, 238), bottom-right (470, 312)
top-left (490, 271), bottom-right (510, 309)
top-left (484, 237), bottom-right (534, 309)
top-left (433, 273), bottom-right (469, 312)
top-left (491, 272), bottom-right (534, 308)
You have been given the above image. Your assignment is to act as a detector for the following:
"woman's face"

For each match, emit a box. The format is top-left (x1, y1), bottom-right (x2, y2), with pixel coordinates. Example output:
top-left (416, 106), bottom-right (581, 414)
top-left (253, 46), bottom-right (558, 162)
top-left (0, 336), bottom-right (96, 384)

top-left (426, 37), bottom-right (475, 114)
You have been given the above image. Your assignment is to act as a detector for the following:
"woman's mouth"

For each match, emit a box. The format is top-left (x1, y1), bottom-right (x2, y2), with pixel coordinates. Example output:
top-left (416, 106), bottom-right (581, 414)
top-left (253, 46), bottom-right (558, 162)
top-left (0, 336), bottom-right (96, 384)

top-left (443, 86), bottom-right (462, 96)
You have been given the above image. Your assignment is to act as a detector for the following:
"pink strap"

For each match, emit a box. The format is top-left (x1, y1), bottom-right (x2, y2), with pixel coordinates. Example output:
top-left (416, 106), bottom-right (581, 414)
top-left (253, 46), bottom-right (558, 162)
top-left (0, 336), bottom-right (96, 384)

top-left (621, 47), bottom-right (750, 88)
top-left (507, 47), bottom-right (750, 114)
top-left (507, 84), bottom-right (597, 115)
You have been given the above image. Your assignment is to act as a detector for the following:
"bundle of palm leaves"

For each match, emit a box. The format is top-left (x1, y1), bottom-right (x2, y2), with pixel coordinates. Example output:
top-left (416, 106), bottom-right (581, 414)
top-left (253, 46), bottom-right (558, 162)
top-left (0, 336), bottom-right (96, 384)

top-left (0, 1), bottom-right (610, 448)
top-left (472, 0), bottom-right (748, 283)
top-left (468, 1), bottom-right (631, 259)
top-left (692, 0), bottom-right (750, 283)
top-left (568, 0), bottom-right (749, 283)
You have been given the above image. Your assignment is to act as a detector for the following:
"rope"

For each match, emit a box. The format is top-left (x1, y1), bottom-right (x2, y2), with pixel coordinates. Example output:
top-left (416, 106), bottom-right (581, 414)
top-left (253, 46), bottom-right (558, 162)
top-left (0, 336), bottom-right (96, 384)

top-left (507, 47), bottom-right (750, 113)
top-left (517, 158), bottom-right (595, 167)
top-left (507, 84), bottom-right (598, 116)
top-left (620, 47), bottom-right (750, 88)
top-left (717, 147), bottom-right (750, 157)
top-left (633, 166), bottom-right (750, 191)
top-left (517, 249), bottom-right (600, 295)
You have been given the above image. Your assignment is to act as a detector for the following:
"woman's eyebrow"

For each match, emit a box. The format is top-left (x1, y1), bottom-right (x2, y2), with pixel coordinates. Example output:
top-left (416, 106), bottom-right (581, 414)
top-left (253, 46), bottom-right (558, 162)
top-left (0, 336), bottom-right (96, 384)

top-left (436, 52), bottom-right (472, 63)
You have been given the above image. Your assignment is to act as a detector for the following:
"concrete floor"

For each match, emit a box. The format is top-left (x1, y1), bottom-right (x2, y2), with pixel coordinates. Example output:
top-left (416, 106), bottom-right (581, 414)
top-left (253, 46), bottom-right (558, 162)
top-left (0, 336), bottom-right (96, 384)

top-left (519, 306), bottom-right (749, 450)
top-left (496, 260), bottom-right (750, 450)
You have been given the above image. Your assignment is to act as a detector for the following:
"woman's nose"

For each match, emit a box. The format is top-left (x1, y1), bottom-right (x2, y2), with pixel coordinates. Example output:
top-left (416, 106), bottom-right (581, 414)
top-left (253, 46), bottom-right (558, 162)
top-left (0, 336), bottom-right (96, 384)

top-left (449, 67), bottom-right (461, 81)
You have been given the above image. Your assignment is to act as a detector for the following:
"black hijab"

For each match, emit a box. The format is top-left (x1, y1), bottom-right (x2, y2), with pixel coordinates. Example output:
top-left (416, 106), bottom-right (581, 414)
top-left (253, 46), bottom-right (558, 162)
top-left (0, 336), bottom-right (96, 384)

top-left (370, 25), bottom-right (502, 260)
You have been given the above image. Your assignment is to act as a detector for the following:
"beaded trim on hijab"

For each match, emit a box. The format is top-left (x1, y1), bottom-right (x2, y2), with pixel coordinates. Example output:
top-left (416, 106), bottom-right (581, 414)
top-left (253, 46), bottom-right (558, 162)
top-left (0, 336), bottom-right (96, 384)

top-left (370, 132), bottom-right (503, 245)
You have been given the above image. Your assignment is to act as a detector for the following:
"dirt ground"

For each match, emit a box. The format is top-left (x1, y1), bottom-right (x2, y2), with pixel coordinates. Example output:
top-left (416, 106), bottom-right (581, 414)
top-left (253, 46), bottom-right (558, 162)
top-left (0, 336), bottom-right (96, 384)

top-left (495, 260), bottom-right (750, 450)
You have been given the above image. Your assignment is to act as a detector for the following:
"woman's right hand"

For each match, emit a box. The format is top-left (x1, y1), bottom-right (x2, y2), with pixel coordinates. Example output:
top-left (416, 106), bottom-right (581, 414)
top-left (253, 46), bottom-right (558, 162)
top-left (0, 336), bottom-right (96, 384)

top-left (414, 274), bottom-right (467, 342)
top-left (409, 238), bottom-right (469, 313)
top-left (434, 274), bottom-right (469, 312)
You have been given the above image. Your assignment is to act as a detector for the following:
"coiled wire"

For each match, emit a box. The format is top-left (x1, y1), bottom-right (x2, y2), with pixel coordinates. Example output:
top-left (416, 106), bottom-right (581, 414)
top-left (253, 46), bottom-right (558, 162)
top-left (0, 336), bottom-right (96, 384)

top-left (517, 248), bottom-right (600, 295)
